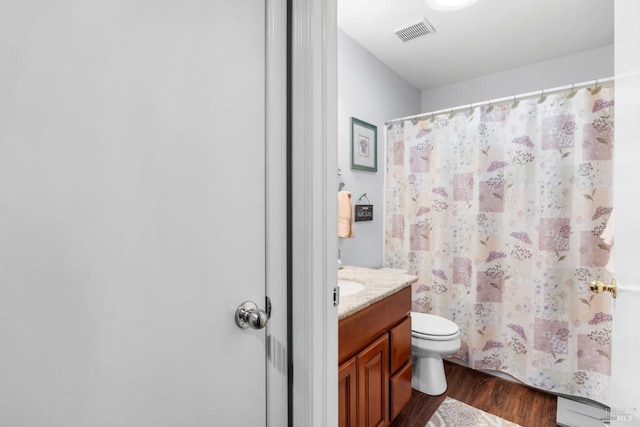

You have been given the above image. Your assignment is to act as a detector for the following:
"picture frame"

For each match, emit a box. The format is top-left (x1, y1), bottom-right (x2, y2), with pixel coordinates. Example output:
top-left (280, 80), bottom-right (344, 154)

top-left (350, 117), bottom-right (377, 172)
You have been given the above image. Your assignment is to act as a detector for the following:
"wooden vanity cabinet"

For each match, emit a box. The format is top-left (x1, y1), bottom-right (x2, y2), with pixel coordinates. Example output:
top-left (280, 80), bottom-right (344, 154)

top-left (338, 286), bottom-right (412, 427)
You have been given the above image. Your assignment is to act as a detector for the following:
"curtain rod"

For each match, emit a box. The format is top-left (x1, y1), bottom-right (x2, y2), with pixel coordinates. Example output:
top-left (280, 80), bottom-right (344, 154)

top-left (386, 77), bottom-right (615, 126)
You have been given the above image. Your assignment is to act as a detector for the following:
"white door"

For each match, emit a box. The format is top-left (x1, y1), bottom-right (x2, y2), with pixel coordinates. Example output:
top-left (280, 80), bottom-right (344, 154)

top-left (609, 1), bottom-right (640, 425)
top-left (0, 1), bottom-right (279, 426)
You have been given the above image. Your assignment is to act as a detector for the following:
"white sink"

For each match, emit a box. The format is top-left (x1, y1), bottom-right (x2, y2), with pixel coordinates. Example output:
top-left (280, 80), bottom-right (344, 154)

top-left (338, 279), bottom-right (365, 297)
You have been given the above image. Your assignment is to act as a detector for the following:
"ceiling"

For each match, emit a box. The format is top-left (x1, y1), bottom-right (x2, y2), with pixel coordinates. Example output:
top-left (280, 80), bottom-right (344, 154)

top-left (337, 0), bottom-right (614, 91)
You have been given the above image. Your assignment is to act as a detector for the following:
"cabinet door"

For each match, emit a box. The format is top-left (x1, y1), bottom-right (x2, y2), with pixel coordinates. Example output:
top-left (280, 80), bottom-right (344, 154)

top-left (357, 334), bottom-right (389, 427)
top-left (339, 357), bottom-right (357, 427)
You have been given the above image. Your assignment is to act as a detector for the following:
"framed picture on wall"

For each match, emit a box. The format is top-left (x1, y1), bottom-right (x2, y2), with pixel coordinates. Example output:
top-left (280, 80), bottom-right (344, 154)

top-left (350, 117), bottom-right (377, 172)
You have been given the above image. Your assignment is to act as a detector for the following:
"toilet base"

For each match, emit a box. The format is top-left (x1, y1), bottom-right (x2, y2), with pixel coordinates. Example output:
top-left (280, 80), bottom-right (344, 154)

top-left (412, 355), bottom-right (447, 396)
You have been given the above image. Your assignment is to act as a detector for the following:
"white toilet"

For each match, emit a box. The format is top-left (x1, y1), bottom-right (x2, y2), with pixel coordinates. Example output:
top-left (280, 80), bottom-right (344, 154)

top-left (410, 312), bottom-right (461, 396)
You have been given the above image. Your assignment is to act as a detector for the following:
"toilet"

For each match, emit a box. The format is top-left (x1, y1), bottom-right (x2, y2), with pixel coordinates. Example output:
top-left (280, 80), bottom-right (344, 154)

top-left (410, 312), bottom-right (461, 396)
top-left (377, 267), bottom-right (461, 396)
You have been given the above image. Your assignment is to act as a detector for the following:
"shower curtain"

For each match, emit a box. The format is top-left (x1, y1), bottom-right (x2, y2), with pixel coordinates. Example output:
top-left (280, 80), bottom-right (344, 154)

top-left (385, 85), bottom-right (614, 401)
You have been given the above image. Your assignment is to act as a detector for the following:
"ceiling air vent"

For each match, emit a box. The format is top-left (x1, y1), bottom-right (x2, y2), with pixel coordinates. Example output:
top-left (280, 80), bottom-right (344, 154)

top-left (394, 18), bottom-right (436, 43)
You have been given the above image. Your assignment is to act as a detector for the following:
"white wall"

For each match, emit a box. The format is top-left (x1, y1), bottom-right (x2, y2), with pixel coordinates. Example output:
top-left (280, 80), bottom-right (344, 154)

top-left (421, 45), bottom-right (614, 112)
top-left (338, 30), bottom-right (421, 268)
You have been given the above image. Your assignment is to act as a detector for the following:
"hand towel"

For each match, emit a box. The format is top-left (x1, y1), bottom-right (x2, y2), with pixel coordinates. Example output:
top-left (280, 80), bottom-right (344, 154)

top-left (338, 191), bottom-right (354, 238)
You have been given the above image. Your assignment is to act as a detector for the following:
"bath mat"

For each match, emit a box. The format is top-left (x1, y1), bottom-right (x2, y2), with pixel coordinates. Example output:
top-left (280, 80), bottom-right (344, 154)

top-left (426, 397), bottom-right (522, 427)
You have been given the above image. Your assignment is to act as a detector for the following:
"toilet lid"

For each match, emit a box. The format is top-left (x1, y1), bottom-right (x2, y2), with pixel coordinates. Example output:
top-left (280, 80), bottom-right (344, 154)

top-left (411, 312), bottom-right (459, 337)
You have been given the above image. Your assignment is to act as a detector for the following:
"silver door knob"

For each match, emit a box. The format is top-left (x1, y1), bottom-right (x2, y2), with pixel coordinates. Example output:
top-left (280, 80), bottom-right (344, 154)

top-left (235, 300), bottom-right (270, 329)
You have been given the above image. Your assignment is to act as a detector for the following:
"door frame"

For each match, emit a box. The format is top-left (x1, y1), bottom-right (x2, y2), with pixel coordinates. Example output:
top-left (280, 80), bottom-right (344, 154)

top-left (290, 0), bottom-right (339, 426)
top-left (266, 1), bottom-right (289, 426)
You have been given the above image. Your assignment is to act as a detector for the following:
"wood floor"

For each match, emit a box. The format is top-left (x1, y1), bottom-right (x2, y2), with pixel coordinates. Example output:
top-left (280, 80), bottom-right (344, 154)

top-left (390, 361), bottom-right (558, 427)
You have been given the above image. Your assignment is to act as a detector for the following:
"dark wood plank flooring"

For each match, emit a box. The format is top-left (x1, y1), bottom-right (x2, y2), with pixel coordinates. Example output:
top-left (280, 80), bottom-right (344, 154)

top-left (390, 361), bottom-right (558, 427)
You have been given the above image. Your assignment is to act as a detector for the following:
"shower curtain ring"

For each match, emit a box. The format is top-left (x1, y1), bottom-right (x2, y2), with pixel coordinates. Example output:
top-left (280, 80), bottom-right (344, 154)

top-left (537, 89), bottom-right (546, 104)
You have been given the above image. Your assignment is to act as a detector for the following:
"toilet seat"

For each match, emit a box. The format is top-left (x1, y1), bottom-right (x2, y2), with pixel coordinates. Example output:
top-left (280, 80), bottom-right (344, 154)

top-left (411, 312), bottom-right (460, 341)
top-left (412, 330), bottom-right (460, 341)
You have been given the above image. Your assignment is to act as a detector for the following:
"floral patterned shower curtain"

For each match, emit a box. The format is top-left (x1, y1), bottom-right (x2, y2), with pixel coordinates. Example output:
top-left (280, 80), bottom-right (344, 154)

top-left (385, 86), bottom-right (614, 402)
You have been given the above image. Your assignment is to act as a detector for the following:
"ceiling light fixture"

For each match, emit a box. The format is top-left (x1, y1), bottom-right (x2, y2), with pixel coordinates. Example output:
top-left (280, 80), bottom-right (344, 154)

top-left (426, 0), bottom-right (480, 11)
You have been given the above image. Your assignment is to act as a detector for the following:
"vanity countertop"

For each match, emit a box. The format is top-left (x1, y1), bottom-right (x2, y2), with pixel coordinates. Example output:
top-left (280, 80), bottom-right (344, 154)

top-left (337, 266), bottom-right (418, 320)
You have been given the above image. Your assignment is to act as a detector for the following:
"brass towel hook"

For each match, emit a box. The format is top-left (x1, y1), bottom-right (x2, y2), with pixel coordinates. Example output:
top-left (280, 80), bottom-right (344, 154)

top-left (589, 278), bottom-right (617, 298)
